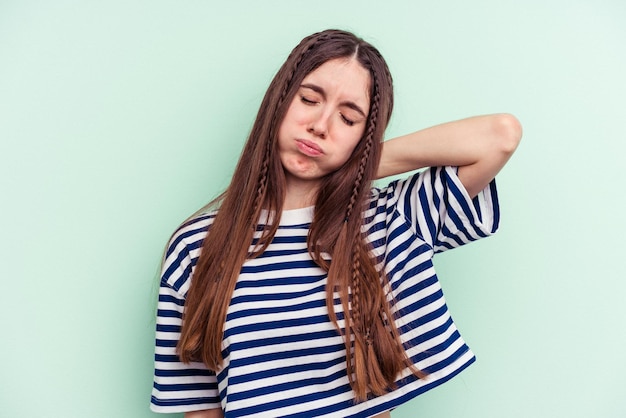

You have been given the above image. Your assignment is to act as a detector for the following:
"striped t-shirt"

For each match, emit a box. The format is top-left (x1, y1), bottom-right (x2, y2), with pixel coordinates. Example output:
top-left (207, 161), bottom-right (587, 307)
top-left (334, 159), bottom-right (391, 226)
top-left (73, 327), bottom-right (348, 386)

top-left (151, 166), bottom-right (500, 417)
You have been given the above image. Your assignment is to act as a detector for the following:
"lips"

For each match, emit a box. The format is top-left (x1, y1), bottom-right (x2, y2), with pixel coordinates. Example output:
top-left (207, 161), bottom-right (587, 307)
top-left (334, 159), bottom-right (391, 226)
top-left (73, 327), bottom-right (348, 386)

top-left (296, 139), bottom-right (323, 157)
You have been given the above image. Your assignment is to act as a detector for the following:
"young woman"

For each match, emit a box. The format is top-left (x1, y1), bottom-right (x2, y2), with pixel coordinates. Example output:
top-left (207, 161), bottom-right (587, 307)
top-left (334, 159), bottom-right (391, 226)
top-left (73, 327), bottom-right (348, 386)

top-left (150, 29), bottom-right (521, 418)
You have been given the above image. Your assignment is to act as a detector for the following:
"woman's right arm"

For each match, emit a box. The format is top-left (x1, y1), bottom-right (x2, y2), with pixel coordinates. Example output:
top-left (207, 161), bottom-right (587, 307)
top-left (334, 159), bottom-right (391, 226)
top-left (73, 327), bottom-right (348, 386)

top-left (377, 114), bottom-right (522, 198)
top-left (184, 409), bottom-right (224, 418)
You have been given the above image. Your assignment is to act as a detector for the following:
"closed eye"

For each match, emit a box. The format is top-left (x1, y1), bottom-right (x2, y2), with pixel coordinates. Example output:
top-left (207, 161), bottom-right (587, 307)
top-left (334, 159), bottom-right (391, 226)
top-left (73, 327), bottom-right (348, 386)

top-left (300, 95), bottom-right (317, 105)
top-left (340, 113), bottom-right (355, 126)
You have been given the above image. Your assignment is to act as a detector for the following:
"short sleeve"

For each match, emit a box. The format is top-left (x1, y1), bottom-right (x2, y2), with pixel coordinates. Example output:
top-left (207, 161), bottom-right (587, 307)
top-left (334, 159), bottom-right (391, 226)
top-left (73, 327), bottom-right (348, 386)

top-left (150, 234), bottom-right (221, 413)
top-left (394, 166), bottom-right (500, 253)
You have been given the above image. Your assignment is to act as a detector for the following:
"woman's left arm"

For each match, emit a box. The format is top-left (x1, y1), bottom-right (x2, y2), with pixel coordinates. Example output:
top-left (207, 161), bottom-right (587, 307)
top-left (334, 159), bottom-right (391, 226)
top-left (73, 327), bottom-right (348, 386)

top-left (377, 114), bottom-right (522, 198)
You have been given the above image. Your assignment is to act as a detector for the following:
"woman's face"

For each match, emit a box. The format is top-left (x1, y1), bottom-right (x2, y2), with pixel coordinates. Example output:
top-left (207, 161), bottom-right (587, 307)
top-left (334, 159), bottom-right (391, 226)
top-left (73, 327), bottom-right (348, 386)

top-left (278, 57), bottom-right (371, 194)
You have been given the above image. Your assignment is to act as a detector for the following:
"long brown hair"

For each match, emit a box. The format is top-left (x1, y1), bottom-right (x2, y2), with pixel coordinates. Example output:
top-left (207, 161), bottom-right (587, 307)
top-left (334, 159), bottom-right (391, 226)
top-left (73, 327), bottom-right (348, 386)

top-left (177, 29), bottom-right (424, 401)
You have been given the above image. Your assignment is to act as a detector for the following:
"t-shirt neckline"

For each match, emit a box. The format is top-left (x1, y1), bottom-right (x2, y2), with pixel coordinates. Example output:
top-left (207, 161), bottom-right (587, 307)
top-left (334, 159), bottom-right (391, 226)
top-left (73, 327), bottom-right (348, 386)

top-left (259, 206), bottom-right (314, 226)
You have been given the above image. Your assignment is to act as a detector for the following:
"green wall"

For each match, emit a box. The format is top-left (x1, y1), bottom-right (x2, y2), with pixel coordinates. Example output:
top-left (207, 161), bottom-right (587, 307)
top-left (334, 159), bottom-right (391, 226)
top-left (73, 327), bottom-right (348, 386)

top-left (1, 1), bottom-right (625, 417)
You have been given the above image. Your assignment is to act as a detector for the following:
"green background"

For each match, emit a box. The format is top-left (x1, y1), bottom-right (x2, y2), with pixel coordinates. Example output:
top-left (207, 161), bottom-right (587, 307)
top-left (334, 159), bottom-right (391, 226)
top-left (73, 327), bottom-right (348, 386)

top-left (1, 1), bottom-right (625, 417)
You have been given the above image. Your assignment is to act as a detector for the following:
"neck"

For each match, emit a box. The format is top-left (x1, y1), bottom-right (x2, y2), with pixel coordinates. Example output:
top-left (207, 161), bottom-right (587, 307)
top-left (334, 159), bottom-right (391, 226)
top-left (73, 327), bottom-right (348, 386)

top-left (283, 178), bottom-right (319, 210)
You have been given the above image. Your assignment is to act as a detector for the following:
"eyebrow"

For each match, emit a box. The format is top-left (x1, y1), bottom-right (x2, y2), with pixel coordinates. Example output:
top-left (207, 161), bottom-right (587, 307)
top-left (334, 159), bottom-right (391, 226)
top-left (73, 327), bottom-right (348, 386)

top-left (300, 83), bottom-right (367, 118)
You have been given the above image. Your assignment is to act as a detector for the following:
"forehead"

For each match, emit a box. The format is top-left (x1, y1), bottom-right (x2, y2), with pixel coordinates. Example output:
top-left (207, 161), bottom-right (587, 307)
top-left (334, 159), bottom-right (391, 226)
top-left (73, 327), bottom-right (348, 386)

top-left (302, 58), bottom-right (371, 111)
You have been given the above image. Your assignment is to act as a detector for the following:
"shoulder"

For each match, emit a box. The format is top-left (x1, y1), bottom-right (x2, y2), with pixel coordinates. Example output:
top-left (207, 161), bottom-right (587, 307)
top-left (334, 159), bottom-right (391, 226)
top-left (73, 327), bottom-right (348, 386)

top-left (160, 210), bottom-right (217, 294)
top-left (365, 169), bottom-right (431, 216)
top-left (166, 210), bottom-right (216, 256)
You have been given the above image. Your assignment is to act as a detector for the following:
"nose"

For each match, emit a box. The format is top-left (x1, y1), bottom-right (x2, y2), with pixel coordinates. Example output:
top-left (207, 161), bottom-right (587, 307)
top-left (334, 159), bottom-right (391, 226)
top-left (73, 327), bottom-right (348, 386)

top-left (307, 111), bottom-right (329, 139)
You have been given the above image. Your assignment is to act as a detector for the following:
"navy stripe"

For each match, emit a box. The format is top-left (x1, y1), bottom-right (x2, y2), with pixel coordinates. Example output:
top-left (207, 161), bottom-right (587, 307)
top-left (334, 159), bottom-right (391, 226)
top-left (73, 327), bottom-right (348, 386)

top-left (393, 272), bottom-right (439, 301)
top-left (488, 179), bottom-right (500, 231)
top-left (227, 342), bottom-right (347, 369)
top-left (255, 235), bottom-right (307, 245)
top-left (228, 367), bottom-right (347, 403)
top-left (226, 298), bottom-right (327, 321)
top-left (154, 368), bottom-right (215, 377)
top-left (155, 338), bottom-right (177, 348)
top-left (227, 329), bottom-right (340, 353)
top-left (158, 293), bottom-right (185, 306)
top-left (154, 353), bottom-right (184, 362)
top-left (153, 382), bottom-right (215, 392)
top-left (240, 259), bottom-right (320, 274)
top-left (223, 314), bottom-right (339, 338)
top-left (231, 283), bottom-right (325, 304)
top-left (156, 324), bottom-right (181, 333)
top-left (227, 380), bottom-right (352, 417)
top-left (151, 395), bottom-right (221, 407)
top-left (157, 308), bottom-right (183, 318)
top-left (234, 274), bottom-right (325, 289)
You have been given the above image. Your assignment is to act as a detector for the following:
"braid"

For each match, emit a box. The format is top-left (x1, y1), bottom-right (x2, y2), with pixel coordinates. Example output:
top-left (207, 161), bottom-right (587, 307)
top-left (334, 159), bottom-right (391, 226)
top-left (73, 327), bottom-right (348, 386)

top-left (272, 32), bottom-right (330, 136)
top-left (348, 70), bottom-right (380, 332)
top-left (345, 71), bottom-right (379, 221)
top-left (253, 32), bottom-right (331, 217)
top-left (351, 242), bottom-right (363, 332)
top-left (252, 141), bottom-right (272, 215)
